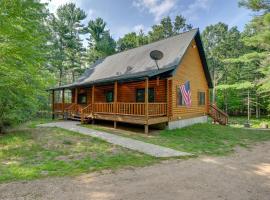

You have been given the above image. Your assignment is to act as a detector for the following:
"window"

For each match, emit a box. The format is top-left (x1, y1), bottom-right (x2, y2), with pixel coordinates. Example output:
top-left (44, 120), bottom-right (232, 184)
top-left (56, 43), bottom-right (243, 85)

top-left (136, 88), bottom-right (154, 102)
top-left (106, 91), bottom-right (114, 102)
top-left (78, 93), bottom-right (87, 104)
top-left (198, 91), bottom-right (205, 105)
top-left (177, 88), bottom-right (185, 106)
top-left (64, 90), bottom-right (72, 103)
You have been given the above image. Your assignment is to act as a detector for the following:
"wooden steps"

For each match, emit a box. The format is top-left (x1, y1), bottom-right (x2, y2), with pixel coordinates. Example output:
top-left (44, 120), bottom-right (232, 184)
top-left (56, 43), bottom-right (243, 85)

top-left (209, 104), bottom-right (229, 125)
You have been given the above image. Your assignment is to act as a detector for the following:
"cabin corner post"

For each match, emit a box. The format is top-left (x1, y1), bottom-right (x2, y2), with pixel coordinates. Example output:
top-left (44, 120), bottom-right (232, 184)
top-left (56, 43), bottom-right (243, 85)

top-left (91, 85), bottom-right (95, 124)
top-left (62, 88), bottom-right (65, 118)
top-left (51, 90), bottom-right (55, 119)
top-left (166, 78), bottom-right (170, 118)
top-left (113, 81), bottom-right (118, 129)
top-left (145, 77), bottom-right (149, 134)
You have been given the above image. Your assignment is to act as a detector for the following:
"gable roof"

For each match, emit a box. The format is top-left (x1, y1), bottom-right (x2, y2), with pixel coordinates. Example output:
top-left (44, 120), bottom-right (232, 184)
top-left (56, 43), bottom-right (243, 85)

top-left (52, 28), bottom-right (212, 90)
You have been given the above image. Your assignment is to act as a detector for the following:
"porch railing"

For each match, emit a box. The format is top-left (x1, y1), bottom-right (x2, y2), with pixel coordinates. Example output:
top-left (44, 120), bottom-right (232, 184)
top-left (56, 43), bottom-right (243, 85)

top-left (94, 103), bottom-right (114, 114)
top-left (115, 103), bottom-right (145, 116)
top-left (54, 103), bottom-right (72, 112)
top-left (149, 103), bottom-right (167, 116)
top-left (55, 102), bottom-right (167, 117)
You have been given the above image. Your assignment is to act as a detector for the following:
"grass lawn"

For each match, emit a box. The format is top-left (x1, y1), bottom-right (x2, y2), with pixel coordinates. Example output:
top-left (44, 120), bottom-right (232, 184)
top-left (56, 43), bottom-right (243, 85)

top-left (83, 123), bottom-right (270, 156)
top-left (0, 126), bottom-right (157, 183)
top-left (229, 116), bottom-right (270, 128)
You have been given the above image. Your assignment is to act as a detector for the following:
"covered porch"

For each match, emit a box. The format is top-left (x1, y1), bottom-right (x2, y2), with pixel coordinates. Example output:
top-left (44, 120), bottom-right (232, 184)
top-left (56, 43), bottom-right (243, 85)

top-left (51, 77), bottom-right (172, 133)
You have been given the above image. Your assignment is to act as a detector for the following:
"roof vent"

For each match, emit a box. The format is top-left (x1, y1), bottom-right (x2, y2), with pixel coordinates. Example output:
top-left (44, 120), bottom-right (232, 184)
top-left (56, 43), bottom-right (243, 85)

top-left (125, 66), bottom-right (133, 73)
top-left (150, 50), bottom-right (163, 70)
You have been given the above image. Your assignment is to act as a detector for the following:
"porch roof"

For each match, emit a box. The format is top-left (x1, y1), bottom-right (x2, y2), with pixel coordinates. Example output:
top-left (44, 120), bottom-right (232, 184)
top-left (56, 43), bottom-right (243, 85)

top-left (50, 28), bottom-right (212, 90)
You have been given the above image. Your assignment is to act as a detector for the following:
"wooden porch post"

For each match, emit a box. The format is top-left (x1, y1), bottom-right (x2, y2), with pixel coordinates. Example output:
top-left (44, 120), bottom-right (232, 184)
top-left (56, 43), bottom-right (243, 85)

top-left (62, 89), bottom-right (65, 118)
top-left (114, 81), bottom-right (118, 129)
top-left (91, 85), bottom-right (95, 124)
top-left (166, 78), bottom-right (171, 118)
top-left (145, 77), bottom-right (149, 134)
top-left (74, 88), bottom-right (78, 104)
top-left (52, 90), bottom-right (55, 119)
top-left (166, 78), bottom-right (170, 118)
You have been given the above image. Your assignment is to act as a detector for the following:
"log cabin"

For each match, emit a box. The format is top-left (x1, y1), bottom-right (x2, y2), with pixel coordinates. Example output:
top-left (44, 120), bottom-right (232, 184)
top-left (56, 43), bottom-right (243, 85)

top-left (50, 29), bottom-right (228, 133)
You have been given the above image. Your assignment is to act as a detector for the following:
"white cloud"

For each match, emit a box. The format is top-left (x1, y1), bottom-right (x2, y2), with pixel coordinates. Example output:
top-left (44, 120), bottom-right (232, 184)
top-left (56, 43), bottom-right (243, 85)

top-left (227, 10), bottom-right (250, 28)
top-left (133, 24), bottom-right (151, 34)
top-left (133, 24), bottom-right (145, 32)
top-left (41, 0), bottom-right (76, 14)
top-left (183, 0), bottom-right (212, 21)
top-left (133, 0), bottom-right (176, 22)
top-left (112, 26), bottom-right (131, 39)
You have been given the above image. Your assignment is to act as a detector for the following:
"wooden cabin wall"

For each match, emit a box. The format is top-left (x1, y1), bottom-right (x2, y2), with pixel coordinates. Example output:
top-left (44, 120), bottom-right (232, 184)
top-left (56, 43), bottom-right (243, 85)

top-left (117, 79), bottom-right (166, 102)
top-left (171, 39), bottom-right (209, 120)
top-left (76, 79), bottom-right (167, 103)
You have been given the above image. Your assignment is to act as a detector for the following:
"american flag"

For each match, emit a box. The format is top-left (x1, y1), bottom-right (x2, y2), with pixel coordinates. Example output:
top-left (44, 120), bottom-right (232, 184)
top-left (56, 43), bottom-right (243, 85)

top-left (180, 81), bottom-right (191, 107)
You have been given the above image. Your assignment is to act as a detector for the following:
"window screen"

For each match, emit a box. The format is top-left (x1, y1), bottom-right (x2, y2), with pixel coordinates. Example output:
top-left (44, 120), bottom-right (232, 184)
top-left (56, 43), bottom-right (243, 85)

top-left (106, 91), bottom-right (114, 102)
top-left (136, 88), bottom-right (154, 102)
top-left (177, 88), bottom-right (185, 106)
top-left (78, 93), bottom-right (87, 104)
top-left (198, 91), bottom-right (205, 105)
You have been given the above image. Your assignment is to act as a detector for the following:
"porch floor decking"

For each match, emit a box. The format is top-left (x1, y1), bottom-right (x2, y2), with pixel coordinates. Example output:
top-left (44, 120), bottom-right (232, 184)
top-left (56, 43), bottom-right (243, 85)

top-left (39, 121), bottom-right (192, 158)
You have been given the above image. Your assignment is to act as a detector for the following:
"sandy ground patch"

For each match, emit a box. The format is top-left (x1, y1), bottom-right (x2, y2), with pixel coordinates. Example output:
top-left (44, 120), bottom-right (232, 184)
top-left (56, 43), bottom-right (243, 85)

top-left (1, 142), bottom-right (270, 200)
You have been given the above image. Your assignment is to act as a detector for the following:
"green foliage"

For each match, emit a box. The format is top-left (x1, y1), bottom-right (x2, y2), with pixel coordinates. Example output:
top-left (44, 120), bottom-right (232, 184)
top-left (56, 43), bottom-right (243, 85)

top-left (148, 15), bottom-right (192, 42)
top-left (238, 0), bottom-right (270, 11)
top-left (118, 15), bottom-right (193, 51)
top-left (236, 0), bottom-right (270, 110)
top-left (48, 3), bottom-right (87, 85)
top-left (0, 127), bottom-right (156, 183)
top-left (229, 116), bottom-right (270, 128)
top-left (0, 0), bottom-right (53, 131)
top-left (88, 17), bottom-right (106, 45)
top-left (87, 18), bottom-right (116, 63)
top-left (117, 32), bottom-right (141, 51)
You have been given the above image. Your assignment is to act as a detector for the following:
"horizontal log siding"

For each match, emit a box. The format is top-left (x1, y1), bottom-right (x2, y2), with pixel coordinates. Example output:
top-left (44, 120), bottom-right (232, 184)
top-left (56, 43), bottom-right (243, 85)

top-left (117, 79), bottom-right (166, 102)
top-left (80, 79), bottom-right (166, 103)
top-left (167, 79), bottom-right (173, 118)
top-left (172, 40), bottom-right (209, 120)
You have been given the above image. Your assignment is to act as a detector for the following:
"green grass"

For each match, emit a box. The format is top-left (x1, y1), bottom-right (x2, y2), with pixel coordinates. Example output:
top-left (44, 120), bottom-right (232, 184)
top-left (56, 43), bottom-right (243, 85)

top-left (23, 118), bottom-right (55, 128)
top-left (0, 127), bottom-right (157, 183)
top-left (83, 123), bottom-right (270, 156)
top-left (229, 116), bottom-right (270, 128)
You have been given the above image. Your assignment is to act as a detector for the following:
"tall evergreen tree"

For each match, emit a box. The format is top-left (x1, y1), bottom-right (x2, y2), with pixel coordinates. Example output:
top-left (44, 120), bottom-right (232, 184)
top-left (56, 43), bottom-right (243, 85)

top-left (0, 0), bottom-right (53, 132)
top-left (49, 3), bottom-right (87, 85)
top-left (87, 18), bottom-right (116, 63)
top-left (238, 0), bottom-right (270, 111)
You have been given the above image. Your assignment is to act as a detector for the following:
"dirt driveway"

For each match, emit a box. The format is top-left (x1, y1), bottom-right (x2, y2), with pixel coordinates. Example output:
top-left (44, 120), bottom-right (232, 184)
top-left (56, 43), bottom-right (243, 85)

top-left (1, 142), bottom-right (270, 200)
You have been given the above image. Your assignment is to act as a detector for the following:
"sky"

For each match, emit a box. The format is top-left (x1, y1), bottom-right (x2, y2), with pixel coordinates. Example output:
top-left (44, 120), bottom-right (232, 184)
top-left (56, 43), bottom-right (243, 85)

top-left (42, 0), bottom-right (254, 42)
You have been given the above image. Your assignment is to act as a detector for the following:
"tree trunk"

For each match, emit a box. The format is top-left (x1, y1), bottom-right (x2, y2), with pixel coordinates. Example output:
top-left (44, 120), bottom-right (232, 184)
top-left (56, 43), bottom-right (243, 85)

top-left (59, 68), bottom-right (63, 86)
top-left (224, 89), bottom-right (228, 114)
top-left (212, 66), bottom-right (216, 104)
top-left (247, 90), bottom-right (250, 122)
top-left (255, 94), bottom-right (259, 119)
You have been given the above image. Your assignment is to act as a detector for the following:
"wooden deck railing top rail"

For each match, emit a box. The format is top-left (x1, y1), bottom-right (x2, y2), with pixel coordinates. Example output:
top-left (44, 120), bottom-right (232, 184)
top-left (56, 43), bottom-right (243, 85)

top-left (55, 102), bottom-right (167, 117)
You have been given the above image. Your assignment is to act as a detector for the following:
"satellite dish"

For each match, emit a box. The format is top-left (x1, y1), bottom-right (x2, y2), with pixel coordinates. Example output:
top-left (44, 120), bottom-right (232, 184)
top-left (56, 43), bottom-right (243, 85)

top-left (150, 50), bottom-right (163, 61)
top-left (150, 50), bottom-right (163, 70)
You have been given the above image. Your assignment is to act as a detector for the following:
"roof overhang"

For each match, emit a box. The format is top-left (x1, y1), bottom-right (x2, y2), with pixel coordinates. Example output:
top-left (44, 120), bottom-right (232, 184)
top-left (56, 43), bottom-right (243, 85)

top-left (48, 66), bottom-right (175, 91)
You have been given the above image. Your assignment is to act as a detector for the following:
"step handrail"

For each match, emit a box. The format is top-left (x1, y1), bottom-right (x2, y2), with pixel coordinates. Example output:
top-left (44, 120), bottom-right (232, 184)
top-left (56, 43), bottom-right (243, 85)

top-left (209, 104), bottom-right (229, 125)
top-left (65, 103), bottom-right (76, 111)
top-left (209, 104), bottom-right (229, 117)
